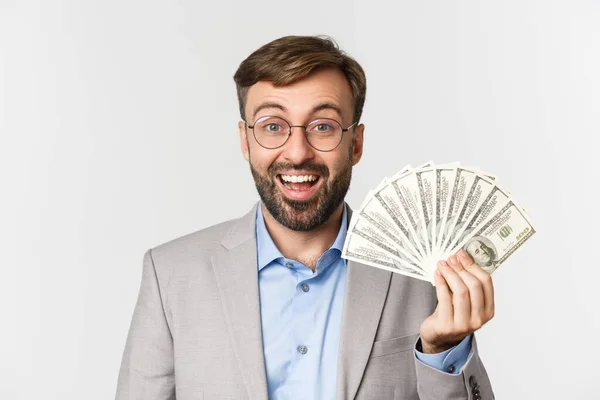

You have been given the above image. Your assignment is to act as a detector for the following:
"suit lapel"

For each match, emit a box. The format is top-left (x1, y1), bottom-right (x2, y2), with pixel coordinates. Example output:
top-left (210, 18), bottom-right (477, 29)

top-left (210, 203), bottom-right (392, 400)
top-left (336, 213), bottom-right (393, 399)
top-left (211, 203), bottom-right (268, 400)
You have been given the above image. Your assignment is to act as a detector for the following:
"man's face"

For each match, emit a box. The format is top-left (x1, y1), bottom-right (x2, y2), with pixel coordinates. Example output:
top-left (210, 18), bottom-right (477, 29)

top-left (239, 68), bottom-right (364, 231)
top-left (466, 240), bottom-right (492, 267)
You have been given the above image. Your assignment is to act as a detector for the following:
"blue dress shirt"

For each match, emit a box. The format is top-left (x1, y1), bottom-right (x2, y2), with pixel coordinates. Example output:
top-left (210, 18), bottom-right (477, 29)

top-left (255, 204), bottom-right (471, 399)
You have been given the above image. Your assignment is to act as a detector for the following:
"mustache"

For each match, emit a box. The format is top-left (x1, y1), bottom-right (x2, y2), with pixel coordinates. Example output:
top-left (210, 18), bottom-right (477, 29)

top-left (268, 162), bottom-right (329, 178)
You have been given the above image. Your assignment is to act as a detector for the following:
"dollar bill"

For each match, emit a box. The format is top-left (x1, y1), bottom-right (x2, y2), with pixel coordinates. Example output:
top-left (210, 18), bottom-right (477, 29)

top-left (415, 166), bottom-right (437, 254)
top-left (385, 175), bottom-right (429, 257)
top-left (342, 232), bottom-right (429, 281)
top-left (452, 200), bottom-right (536, 274)
top-left (359, 189), bottom-right (422, 261)
top-left (446, 183), bottom-right (512, 251)
top-left (342, 161), bottom-right (535, 283)
top-left (372, 182), bottom-right (427, 259)
top-left (348, 210), bottom-right (425, 273)
top-left (438, 167), bottom-right (479, 252)
top-left (393, 161), bottom-right (433, 255)
top-left (442, 173), bottom-right (496, 253)
top-left (434, 164), bottom-right (458, 253)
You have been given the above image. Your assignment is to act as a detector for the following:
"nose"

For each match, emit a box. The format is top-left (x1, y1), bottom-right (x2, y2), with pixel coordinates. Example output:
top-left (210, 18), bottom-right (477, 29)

top-left (281, 126), bottom-right (316, 164)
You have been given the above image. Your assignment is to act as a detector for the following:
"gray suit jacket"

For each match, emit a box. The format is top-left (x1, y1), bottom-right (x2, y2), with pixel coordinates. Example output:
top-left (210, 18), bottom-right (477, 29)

top-left (116, 204), bottom-right (494, 399)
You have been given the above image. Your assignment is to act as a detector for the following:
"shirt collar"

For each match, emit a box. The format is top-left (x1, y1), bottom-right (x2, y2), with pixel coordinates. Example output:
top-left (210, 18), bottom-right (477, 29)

top-left (255, 203), bottom-right (348, 272)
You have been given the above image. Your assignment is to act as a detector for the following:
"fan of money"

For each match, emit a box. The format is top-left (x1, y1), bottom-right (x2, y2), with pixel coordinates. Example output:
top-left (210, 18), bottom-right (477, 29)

top-left (342, 162), bottom-right (536, 284)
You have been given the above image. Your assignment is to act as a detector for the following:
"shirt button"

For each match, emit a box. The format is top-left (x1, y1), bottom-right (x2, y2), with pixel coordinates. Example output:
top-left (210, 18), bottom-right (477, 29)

top-left (300, 283), bottom-right (310, 292)
top-left (297, 345), bottom-right (308, 355)
top-left (285, 262), bottom-right (294, 269)
top-left (446, 365), bottom-right (455, 373)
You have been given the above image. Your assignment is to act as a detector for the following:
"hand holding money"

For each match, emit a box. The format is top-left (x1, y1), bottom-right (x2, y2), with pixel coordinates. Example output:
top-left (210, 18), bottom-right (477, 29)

top-left (419, 249), bottom-right (495, 353)
top-left (341, 162), bottom-right (535, 351)
top-left (342, 162), bottom-right (535, 283)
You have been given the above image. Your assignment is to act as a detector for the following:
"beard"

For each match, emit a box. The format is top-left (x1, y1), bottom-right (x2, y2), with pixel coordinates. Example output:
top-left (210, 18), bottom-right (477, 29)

top-left (249, 150), bottom-right (353, 232)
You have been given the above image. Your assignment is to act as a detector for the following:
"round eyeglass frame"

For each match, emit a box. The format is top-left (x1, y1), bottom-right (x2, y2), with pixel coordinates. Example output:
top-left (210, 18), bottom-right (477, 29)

top-left (244, 115), bottom-right (358, 152)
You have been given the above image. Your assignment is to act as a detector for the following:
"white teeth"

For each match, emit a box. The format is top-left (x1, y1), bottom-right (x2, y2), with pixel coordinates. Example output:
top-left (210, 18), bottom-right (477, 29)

top-left (280, 175), bottom-right (318, 183)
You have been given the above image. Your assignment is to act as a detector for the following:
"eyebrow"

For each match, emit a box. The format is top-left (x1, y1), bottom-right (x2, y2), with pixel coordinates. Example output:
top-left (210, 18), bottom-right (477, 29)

top-left (252, 102), bottom-right (287, 120)
top-left (252, 101), bottom-right (344, 122)
top-left (311, 102), bottom-right (343, 119)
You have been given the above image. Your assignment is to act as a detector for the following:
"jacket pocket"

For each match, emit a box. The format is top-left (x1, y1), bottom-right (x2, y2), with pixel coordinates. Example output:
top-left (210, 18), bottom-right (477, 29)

top-left (369, 333), bottom-right (420, 358)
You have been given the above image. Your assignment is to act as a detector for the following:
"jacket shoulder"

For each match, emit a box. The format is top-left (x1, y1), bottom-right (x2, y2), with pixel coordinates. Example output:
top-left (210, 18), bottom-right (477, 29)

top-left (144, 205), bottom-right (257, 283)
top-left (141, 215), bottom-right (248, 291)
top-left (150, 216), bottom-right (242, 261)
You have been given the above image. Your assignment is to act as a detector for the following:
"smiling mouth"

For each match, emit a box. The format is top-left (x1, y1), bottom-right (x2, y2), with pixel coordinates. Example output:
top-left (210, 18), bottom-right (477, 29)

top-left (277, 174), bottom-right (321, 191)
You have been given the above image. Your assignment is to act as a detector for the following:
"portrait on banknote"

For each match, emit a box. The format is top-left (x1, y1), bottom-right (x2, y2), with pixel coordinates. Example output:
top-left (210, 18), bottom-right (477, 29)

top-left (463, 236), bottom-right (498, 272)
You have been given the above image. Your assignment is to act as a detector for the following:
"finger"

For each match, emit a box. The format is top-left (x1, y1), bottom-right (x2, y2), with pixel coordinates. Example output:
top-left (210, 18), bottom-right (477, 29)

top-left (437, 262), bottom-right (471, 327)
top-left (455, 266), bottom-right (486, 327)
top-left (447, 254), bottom-right (465, 273)
top-left (458, 249), bottom-right (495, 318)
top-left (434, 261), bottom-right (454, 321)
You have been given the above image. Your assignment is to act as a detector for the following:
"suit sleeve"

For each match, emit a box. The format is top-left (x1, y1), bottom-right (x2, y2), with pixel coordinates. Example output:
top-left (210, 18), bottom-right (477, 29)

top-left (116, 249), bottom-right (176, 400)
top-left (415, 334), bottom-right (472, 374)
top-left (414, 335), bottom-right (494, 400)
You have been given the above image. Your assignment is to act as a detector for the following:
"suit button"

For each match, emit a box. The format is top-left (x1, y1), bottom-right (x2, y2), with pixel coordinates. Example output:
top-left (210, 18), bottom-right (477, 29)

top-left (446, 365), bottom-right (455, 373)
top-left (469, 376), bottom-right (478, 388)
top-left (297, 345), bottom-right (308, 355)
top-left (473, 394), bottom-right (482, 400)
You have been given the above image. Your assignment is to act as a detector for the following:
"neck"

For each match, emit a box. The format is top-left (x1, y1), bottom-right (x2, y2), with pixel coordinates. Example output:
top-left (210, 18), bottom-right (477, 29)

top-left (261, 203), bottom-right (344, 272)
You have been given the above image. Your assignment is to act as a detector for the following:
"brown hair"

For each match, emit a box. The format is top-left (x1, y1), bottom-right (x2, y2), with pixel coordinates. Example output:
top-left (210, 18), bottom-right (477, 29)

top-left (233, 35), bottom-right (367, 124)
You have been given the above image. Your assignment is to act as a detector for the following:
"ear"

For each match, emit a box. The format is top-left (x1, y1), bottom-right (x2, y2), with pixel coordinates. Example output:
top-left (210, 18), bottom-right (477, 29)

top-left (239, 121), bottom-right (250, 161)
top-left (351, 123), bottom-right (365, 166)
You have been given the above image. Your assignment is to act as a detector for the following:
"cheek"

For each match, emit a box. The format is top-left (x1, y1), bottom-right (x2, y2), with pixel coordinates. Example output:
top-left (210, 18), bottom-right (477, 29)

top-left (326, 149), bottom-right (353, 175)
top-left (248, 145), bottom-right (279, 171)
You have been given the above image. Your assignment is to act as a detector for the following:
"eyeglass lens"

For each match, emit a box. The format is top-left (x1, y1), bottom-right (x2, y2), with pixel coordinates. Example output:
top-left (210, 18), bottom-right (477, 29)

top-left (252, 116), bottom-right (344, 151)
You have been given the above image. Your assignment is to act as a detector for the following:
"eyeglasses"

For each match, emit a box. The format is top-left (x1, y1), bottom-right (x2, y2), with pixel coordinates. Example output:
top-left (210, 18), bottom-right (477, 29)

top-left (244, 116), bottom-right (357, 152)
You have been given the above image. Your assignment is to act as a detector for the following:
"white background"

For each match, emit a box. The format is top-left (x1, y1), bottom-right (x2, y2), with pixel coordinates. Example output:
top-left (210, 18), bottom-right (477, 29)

top-left (1, 0), bottom-right (599, 398)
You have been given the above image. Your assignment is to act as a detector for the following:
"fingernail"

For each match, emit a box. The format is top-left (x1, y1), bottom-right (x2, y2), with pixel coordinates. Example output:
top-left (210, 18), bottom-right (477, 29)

top-left (449, 256), bottom-right (458, 266)
top-left (437, 260), bottom-right (447, 268)
top-left (458, 249), bottom-right (467, 258)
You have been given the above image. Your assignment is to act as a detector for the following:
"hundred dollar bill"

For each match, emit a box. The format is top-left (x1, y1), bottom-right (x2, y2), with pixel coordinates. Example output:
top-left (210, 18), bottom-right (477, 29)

top-left (442, 173), bottom-right (496, 253)
top-left (380, 164), bottom-right (433, 258)
top-left (342, 231), bottom-right (430, 281)
top-left (434, 164), bottom-right (458, 253)
top-left (374, 181), bottom-right (427, 259)
top-left (415, 166), bottom-right (437, 254)
top-left (438, 166), bottom-right (479, 253)
top-left (348, 211), bottom-right (425, 273)
top-left (447, 183), bottom-right (512, 251)
top-left (451, 200), bottom-right (536, 274)
top-left (358, 189), bottom-right (422, 261)
top-left (393, 161), bottom-right (434, 256)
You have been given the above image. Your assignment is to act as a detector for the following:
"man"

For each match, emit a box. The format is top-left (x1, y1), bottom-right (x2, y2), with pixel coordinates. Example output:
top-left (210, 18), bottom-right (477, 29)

top-left (464, 237), bottom-right (498, 274)
top-left (116, 36), bottom-right (495, 399)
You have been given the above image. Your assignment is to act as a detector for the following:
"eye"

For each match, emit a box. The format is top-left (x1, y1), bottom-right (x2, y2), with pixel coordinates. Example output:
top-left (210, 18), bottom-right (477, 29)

top-left (314, 123), bottom-right (332, 132)
top-left (266, 123), bottom-right (282, 132)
